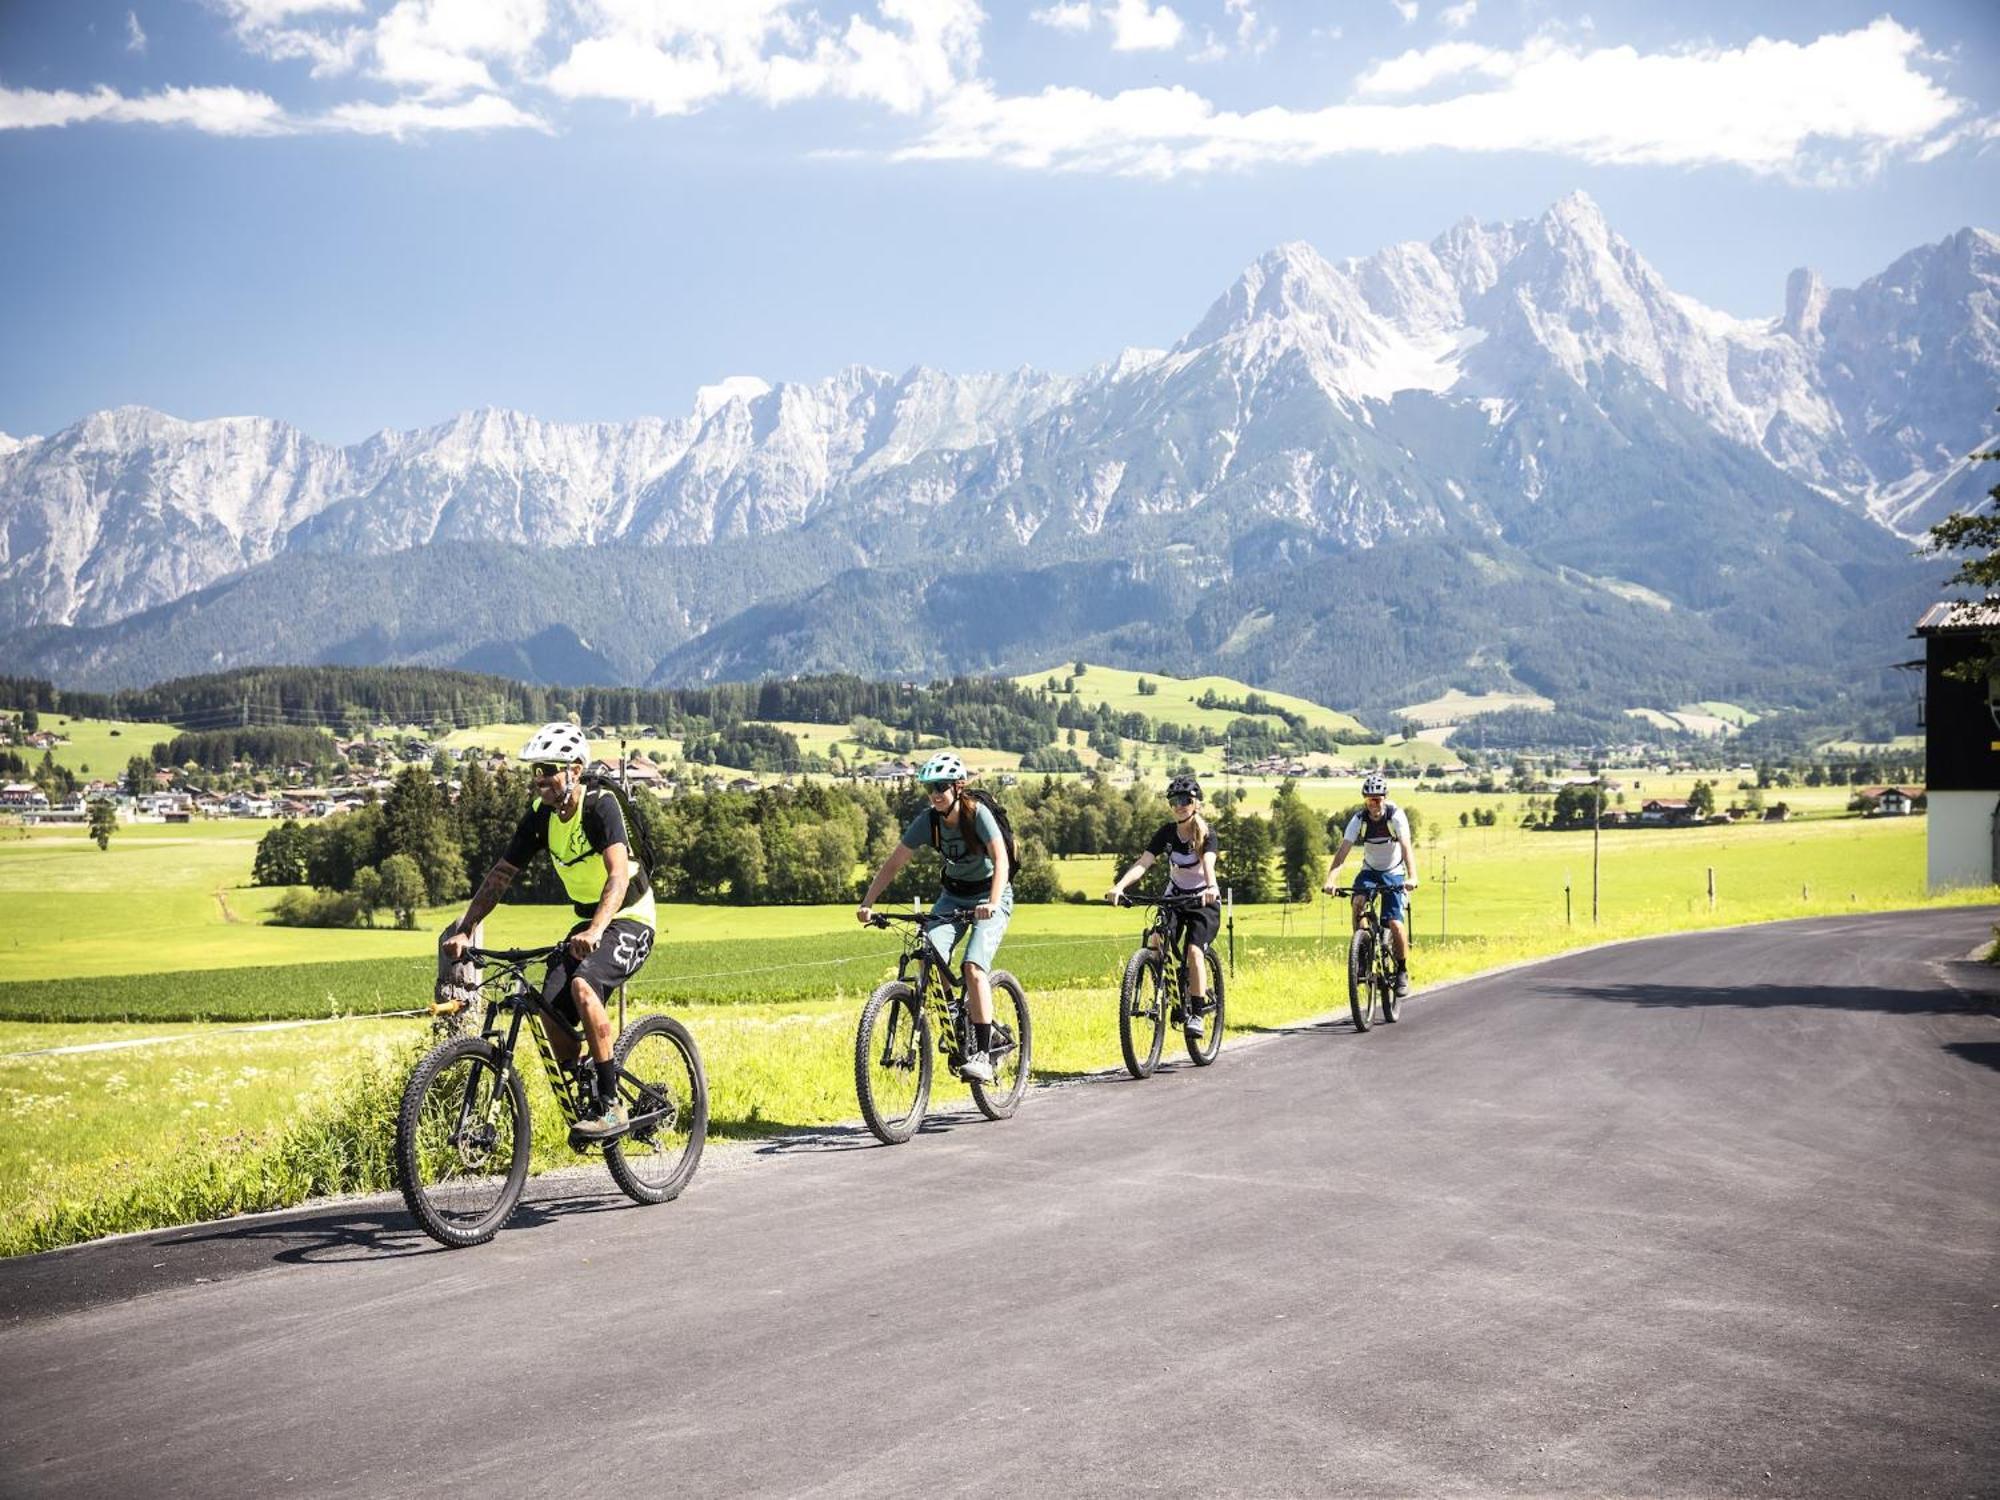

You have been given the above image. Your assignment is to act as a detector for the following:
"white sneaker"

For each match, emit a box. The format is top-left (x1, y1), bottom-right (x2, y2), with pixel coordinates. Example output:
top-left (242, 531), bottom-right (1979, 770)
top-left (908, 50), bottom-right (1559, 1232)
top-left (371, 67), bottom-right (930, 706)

top-left (960, 1050), bottom-right (994, 1083)
top-left (1183, 1007), bottom-right (1206, 1037)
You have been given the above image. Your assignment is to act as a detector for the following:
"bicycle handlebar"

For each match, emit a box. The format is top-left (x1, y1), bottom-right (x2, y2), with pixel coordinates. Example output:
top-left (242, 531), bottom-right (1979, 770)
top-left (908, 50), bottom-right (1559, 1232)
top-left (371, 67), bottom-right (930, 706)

top-left (1115, 892), bottom-right (1214, 907)
top-left (463, 943), bottom-right (569, 964)
top-left (868, 910), bottom-right (981, 929)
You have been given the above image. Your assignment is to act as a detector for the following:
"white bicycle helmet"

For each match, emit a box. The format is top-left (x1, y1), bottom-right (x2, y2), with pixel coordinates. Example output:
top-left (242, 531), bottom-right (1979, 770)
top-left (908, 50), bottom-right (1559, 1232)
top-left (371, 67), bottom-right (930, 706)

top-left (917, 752), bottom-right (966, 785)
top-left (519, 721), bottom-right (589, 766)
top-left (1361, 771), bottom-right (1388, 797)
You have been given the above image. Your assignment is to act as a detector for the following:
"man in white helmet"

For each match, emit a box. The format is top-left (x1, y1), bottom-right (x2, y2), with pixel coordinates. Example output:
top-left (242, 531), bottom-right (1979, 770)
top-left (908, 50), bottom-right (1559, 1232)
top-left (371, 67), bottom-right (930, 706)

top-left (442, 722), bottom-right (657, 1140)
top-left (1322, 772), bottom-right (1418, 997)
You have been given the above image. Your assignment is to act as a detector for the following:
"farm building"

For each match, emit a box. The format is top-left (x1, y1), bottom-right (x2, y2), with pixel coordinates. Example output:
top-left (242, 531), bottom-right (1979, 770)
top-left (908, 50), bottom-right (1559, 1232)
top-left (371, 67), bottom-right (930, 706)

top-left (1914, 599), bottom-right (2000, 890)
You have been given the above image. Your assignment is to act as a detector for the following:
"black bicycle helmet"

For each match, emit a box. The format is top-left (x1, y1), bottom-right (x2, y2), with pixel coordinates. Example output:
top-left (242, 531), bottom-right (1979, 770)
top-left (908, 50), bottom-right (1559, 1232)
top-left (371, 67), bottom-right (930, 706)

top-left (1166, 774), bottom-right (1202, 803)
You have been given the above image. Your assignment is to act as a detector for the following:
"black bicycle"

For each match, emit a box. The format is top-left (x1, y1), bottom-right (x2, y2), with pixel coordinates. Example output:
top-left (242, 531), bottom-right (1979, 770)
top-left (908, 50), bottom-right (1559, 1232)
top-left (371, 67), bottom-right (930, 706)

top-left (1334, 885), bottom-right (1403, 1032)
top-left (854, 910), bottom-right (1032, 1145)
top-left (396, 943), bottom-right (708, 1247)
top-left (1113, 892), bottom-right (1226, 1077)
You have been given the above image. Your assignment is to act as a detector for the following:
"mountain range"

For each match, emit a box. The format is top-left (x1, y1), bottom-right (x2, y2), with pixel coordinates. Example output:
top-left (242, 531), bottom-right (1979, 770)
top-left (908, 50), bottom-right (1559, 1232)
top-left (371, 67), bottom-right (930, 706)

top-left (3, 192), bottom-right (1990, 724)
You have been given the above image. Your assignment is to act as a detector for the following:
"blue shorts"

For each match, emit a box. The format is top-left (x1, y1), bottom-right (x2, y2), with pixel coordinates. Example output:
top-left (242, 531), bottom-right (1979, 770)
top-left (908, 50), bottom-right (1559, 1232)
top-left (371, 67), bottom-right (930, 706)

top-left (927, 885), bottom-right (1014, 973)
top-left (1352, 868), bottom-right (1409, 924)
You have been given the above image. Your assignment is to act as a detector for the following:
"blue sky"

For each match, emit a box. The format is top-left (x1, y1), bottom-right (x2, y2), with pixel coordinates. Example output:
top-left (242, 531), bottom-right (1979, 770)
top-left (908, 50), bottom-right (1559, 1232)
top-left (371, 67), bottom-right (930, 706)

top-left (3, 0), bottom-right (1997, 444)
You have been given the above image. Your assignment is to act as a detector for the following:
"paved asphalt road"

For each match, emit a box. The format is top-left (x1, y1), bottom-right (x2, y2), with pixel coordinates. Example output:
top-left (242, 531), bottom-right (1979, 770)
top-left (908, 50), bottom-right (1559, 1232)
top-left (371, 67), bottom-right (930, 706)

top-left (2, 908), bottom-right (1996, 1498)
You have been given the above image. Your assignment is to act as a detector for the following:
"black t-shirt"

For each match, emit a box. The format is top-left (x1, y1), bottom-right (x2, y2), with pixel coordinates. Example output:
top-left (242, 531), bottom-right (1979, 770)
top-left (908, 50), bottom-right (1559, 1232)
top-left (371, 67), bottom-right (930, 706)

top-left (1146, 820), bottom-right (1218, 892)
top-left (503, 790), bottom-right (651, 915)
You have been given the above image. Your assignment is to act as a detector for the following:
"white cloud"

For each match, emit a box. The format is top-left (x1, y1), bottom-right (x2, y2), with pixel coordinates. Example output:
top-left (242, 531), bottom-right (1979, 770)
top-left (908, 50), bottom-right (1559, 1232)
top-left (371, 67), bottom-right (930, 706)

top-left (320, 91), bottom-right (550, 137)
top-left (1355, 39), bottom-right (1519, 96)
top-left (1227, 0), bottom-right (1274, 54)
top-left (1104, 0), bottom-right (1182, 52)
top-left (1439, 1), bottom-right (1476, 31)
top-left (1030, 1), bottom-right (1093, 32)
top-left (902, 18), bottom-right (1968, 180)
top-left (547, 0), bottom-right (980, 117)
top-left (370, 0), bottom-right (549, 98)
top-left (126, 11), bottom-right (148, 53)
top-left (1391, 0), bottom-right (1419, 24)
top-left (0, 79), bottom-right (546, 138)
top-left (0, 82), bottom-right (290, 134)
top-left (215, 0), bottom-right (366, 23)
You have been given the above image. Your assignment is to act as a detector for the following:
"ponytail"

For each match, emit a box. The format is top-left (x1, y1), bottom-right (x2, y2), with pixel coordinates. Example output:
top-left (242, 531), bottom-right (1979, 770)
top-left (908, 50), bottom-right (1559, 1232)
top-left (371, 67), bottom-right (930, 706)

top-left (1188, 812), bottom-right (1211, 858)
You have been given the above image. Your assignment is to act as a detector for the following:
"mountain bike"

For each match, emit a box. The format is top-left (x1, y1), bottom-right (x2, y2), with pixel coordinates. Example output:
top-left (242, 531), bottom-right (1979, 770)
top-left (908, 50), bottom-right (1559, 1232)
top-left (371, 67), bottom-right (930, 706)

top-left (854, 910), bottom-right (1032, 1145)
top-left (1112, 892), bottom-right (1226, 1078)
top-left (396, 942), bottom-right (708, 1248)
top-left (1334, 885), bottom-right (1403, 1033)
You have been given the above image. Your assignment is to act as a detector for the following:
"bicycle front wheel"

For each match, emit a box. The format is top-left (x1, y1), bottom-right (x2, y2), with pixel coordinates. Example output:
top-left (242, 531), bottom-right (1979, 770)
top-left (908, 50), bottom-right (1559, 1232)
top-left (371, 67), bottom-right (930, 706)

top-left (1185, 948), bottom-right (1225, 1067)
top-left (605, 1014), bottom-right (708, 1205)
top-left (396, 1036), bottom-right (531, 1249)
top-left (1118, 947), bottom-right (1167, 1079)
top-left (971, 972), bottom-right (1032, 1120)
top-left (856, 980), bottom-right (933, 1145)
top-left (1348, 928), bottom-right (1377, 1032)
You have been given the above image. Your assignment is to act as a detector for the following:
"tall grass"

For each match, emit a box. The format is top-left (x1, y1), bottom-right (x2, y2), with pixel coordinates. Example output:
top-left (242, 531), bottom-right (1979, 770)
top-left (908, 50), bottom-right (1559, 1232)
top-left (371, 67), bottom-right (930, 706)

top-left (1, 1029), bottom-right (419, 1257)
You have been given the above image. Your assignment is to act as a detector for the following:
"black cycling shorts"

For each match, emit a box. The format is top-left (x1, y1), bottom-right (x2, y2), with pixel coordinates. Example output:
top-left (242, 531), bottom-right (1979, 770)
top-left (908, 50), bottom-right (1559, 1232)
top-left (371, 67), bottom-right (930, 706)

top-left (540, 917), bottom-right (655, 1027)
top-left (1165, 899), bottom-right (1221, 952)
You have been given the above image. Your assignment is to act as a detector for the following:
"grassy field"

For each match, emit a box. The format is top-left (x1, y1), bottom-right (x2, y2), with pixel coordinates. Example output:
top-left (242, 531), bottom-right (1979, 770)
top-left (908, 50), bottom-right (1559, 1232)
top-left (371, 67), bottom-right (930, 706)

top-left (19, 715), bottom-right (182, 777)
top-left (2, 795), bottom-right (1987, 1255)
top-left (1395, 689), bottom-right (1553, 726)
top-left (1012, 662), bottom-right (1371, 736)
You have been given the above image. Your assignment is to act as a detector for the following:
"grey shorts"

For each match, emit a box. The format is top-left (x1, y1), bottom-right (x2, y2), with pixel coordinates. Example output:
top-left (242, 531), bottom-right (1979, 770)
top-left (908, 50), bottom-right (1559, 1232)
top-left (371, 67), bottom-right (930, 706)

top-left (540, 917), bottom-right (655, 1026)
top-left (926, 885), bottom-right (1014, 973)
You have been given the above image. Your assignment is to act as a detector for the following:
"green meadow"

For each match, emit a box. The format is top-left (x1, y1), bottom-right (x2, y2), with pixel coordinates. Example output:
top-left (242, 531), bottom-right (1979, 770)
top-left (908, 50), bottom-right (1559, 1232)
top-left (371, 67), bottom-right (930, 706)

top-left (17, 715), bottom-right (182, 777)
top-left (0, 783), bottom-right (1985, 1256)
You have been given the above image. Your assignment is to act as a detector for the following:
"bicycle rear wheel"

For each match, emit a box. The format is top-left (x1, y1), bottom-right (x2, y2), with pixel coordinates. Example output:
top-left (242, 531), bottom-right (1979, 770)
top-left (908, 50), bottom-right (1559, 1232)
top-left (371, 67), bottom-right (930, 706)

top-left (1118, 947), bottom-right (1167, 1079)
top-left (396, 1036), bottom-right (531, 1249)
top-left (856, 980), bottom-right (933, 1144)
top-left (605, 1014), bottom-right (708, 1205)
top-left (1184, 948), bottom-right (1225, 1066)
top-left (1380, 955), bottom-right (1402, 1024)
top-left (971, 972), bottom-right (1032, 1120)
top-left (1347, 928), bottom-right (1377, 1032)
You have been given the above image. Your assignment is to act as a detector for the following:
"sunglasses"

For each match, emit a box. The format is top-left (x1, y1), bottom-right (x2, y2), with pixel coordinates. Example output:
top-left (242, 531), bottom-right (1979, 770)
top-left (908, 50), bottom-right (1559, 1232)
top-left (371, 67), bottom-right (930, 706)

top-left (922, 782), bottom-right (956, 794)
top-left (1169, 796), bottom-right (1195, 809)
top-left (531, 762), bottom-right (564, 778)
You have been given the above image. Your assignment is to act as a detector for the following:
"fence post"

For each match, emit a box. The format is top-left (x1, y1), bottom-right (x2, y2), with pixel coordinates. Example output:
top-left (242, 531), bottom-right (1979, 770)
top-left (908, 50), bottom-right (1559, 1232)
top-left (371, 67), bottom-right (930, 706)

top-left (1226, 887), bottom-right (1235, 977)
top-left (1565, 874), bottom-right (1572, 926)
top-left (1707, 867), bottom-right (1716, 911)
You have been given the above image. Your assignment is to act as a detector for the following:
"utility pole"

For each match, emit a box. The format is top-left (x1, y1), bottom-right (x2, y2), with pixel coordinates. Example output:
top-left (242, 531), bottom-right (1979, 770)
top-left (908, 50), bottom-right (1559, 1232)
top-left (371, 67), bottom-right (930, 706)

top-left (1592, 773), bottom-right (1602, 925)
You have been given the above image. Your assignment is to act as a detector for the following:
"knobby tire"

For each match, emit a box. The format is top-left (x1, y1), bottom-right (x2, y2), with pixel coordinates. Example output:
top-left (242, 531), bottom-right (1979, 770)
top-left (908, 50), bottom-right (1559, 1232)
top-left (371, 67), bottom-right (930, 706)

top-left (1184, 946), bottom-right (1225, 1066)
top-left (1348, 928), bottom-right (1377, 1032)
top-left (970, 972), bottom-right (1032, 1121)
top-left (396, 1035), bottom-right (531, 1249)
top-left (1119, 947), bottom-right (1168, 1079)
top-left (605, 1014), bottom-right (708, 1205)
top-left (856, 980), bottom-right (932, 1145)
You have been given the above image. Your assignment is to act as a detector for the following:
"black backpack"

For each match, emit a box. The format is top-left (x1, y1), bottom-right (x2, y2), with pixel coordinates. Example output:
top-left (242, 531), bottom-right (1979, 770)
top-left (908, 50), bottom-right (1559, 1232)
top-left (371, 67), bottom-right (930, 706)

top-left (579, 768), bottom-right (657, 879)
top-left (929, 787), bottom-right (1018, 874)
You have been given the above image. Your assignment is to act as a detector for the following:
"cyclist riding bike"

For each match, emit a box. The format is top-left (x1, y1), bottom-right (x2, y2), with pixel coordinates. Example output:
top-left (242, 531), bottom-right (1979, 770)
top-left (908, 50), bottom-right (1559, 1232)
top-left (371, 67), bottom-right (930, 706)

top-left (1322, 772), bottom-right (1418, 999)
top-left (441, 722), bottom-right (657, 1141)
top-left (856, 752), bottom-right (1012, 1084)
top-left (1104, 773), bottom-right (1221, 1035)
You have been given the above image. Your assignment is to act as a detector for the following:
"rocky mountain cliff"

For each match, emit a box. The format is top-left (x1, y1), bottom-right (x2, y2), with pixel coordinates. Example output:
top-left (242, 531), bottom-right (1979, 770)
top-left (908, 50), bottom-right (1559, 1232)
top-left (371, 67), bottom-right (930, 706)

top-left (2, 194), bottom-right (1989, 708)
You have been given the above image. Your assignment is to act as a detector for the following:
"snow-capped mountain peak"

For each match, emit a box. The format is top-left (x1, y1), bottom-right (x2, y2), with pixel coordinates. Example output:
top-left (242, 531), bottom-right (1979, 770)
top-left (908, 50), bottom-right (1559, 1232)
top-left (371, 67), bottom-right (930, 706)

top-left (2, 196), bottom-right (1995, 641)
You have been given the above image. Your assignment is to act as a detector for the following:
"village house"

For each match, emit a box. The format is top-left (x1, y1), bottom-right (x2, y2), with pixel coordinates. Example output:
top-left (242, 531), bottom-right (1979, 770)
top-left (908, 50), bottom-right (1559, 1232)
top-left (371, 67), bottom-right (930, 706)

top-left (1856, 785), bottom-right (1924, 817)
top-left (0, 782), bottom-right (47, 808)
top-left (1640, 798), bottom-right (1694, 826)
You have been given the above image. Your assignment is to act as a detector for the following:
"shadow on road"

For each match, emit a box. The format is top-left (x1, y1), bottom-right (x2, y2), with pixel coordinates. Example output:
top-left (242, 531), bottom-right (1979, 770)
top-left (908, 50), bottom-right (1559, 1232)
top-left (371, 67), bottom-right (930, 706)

top-left (1549, 980), bottom-right (1996, 1018)
top-left (1943, 1041), bottom-right (2000, 1073)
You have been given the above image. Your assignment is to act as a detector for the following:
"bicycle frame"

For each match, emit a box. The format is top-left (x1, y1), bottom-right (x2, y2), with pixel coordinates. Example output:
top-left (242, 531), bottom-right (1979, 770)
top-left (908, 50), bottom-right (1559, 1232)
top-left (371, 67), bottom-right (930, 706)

top-left (1123, 893), bottom-right (1212, 1011)
top-left (463, 947), bottom-right (673, 1137)
top-left (874, 911), bottom-right (1005, 1069)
